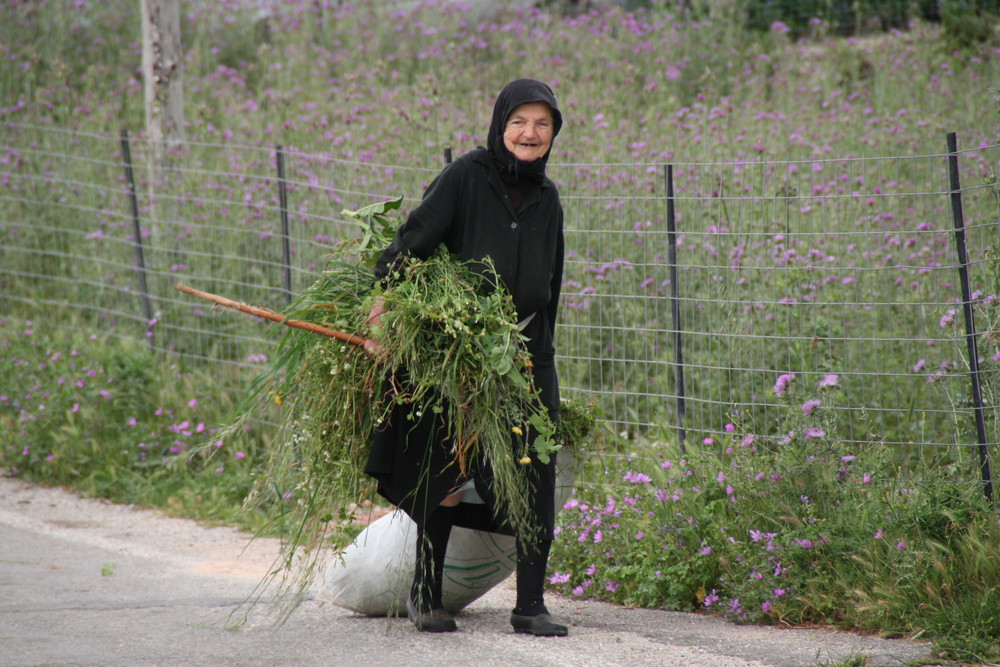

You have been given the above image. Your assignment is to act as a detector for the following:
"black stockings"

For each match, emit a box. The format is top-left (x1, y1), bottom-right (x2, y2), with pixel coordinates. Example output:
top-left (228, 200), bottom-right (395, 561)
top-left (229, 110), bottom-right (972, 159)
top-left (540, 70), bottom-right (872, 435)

top-left (514, 537), bottom-right (553, 616)
top-left (411, 504), bottom-right (553, 617)
top-left (411, 504), bottom-right (457, 612)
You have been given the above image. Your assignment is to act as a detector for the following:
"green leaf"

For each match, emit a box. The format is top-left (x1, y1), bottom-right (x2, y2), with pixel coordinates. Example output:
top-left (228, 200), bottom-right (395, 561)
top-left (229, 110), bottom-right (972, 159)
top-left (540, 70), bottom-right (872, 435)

top-left (529, 411), bottom-right (560, 464)
top-left (489, 344), bottom-right (513, 375)
top-left (341, 196), bottom-right (403, 258)
top-left (341, 196), bottom-right (403, 222)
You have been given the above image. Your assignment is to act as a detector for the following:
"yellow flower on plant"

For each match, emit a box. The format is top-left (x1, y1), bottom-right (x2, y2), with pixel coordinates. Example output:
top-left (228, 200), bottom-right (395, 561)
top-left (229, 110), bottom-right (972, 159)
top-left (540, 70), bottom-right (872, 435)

top-left (269, 391), bottom-right (283, 406)
top-left (519, 456), bottom-right (532, 465)
top-left (511, 426), bottom-right (524, 436)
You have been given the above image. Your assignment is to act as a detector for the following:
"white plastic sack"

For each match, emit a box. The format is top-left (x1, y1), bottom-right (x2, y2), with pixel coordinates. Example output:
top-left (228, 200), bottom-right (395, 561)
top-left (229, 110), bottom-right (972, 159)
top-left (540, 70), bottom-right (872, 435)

top-left (318, 449), bottom-right (579, 616)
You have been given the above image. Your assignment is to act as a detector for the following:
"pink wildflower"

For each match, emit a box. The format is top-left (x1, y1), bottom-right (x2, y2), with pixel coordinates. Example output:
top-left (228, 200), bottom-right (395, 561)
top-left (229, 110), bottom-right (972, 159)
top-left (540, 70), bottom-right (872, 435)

top-left (774, 373), bottom-right (795, 396)
top-left (818, 374), bottom-right (839, 388)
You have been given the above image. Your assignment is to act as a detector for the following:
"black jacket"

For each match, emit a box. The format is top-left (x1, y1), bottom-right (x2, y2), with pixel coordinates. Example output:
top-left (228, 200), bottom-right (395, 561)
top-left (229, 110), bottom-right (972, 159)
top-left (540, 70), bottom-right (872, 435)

top-left (365, 147), bottom-right (565, 535)
top-left (375, 147), bottom-right (564, 329)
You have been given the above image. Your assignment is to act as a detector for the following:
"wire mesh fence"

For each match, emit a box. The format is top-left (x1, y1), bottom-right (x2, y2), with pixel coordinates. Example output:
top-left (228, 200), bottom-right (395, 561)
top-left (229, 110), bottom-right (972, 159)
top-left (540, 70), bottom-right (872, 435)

top-left (2, 121), bottom-right (998, 491)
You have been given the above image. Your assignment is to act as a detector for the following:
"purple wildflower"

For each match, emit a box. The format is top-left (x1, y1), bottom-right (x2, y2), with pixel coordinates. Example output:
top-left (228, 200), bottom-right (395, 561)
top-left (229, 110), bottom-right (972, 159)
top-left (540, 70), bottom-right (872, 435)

top-left (623, 470), bottom-right (652, 484)
top-left (774, 373), bottom-right (795, 396)
top-left (818, 374), bottom-right (839, 388)
top-left (727, 598), bottom-right (745, 617)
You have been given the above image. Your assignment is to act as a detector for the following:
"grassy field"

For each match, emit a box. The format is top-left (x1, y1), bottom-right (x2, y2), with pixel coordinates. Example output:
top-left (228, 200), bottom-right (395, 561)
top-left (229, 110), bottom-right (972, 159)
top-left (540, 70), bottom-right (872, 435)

top-left (3, 1), bottom-right (1000, 662)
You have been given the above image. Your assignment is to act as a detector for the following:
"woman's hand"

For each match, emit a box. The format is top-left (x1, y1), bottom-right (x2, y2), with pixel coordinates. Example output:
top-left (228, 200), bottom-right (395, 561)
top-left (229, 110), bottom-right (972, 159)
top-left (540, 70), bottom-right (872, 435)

top-left (364, 296), bottom-right (386, 360)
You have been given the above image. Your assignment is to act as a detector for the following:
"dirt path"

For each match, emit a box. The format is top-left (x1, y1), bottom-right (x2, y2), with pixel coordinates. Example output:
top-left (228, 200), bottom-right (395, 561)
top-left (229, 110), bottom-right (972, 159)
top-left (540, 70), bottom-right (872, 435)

top-left (0, 477), bottom-right (948, 667)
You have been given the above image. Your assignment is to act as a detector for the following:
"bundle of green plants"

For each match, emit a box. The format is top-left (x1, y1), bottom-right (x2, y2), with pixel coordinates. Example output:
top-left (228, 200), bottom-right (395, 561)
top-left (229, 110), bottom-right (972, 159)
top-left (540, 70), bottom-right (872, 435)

top-left (211, 198), bottom-right (587, 622)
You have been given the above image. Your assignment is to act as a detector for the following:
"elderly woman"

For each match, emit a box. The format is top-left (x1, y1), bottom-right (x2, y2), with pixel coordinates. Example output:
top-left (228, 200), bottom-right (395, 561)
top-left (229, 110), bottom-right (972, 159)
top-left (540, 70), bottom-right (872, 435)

top-left (363, 79), bottom-right (567, 636)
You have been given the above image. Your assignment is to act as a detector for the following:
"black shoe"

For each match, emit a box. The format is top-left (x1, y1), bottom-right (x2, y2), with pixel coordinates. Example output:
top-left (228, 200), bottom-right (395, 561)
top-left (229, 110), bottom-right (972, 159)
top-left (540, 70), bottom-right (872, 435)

top-left (406, 597), bottom-right (457, 633)
top-left (510, 612), bottom-right (568, 637)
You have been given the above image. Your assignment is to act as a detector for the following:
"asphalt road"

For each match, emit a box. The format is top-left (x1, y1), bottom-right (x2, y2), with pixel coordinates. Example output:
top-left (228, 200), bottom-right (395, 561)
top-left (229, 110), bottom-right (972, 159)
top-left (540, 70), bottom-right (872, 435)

top-left (0, 478), bottom-right (949, 667)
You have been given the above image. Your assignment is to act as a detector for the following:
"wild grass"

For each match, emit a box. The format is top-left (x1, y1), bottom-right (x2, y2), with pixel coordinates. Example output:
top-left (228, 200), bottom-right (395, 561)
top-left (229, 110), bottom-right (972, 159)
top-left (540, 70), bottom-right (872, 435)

top-left (0, 314), bottom-right (276, 533)
top-left (552, 376), bottom-right (1000, 662)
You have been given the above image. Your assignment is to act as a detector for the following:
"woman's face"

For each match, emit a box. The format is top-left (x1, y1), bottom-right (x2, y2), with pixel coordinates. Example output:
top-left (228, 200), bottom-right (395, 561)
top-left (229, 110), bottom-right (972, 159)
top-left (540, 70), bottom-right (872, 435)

top-left (503, 102), bottom-right (554, 163)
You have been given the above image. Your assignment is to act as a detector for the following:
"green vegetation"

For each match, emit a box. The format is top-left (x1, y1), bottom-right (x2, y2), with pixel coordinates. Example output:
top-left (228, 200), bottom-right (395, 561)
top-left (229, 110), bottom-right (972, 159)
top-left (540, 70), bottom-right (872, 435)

top-left (554, 388), bottom-right (1000, 663)
top-left (0, 316), bottom-right (274, 532)
top-left (2, 0), bottom-right (999, 662)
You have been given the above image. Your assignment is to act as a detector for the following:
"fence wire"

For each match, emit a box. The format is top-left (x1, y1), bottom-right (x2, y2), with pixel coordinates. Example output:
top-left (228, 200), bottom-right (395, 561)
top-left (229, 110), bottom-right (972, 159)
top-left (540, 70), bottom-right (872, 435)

top-left (2, 122), bottom-right (998, 487)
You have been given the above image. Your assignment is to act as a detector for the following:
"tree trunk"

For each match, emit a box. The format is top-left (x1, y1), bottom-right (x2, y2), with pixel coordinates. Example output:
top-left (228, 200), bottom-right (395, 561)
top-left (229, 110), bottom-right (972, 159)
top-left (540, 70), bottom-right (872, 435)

top-left (140, 0), bottom-right (183, 252)
top-left (141, 0), bottom-right (184, 165)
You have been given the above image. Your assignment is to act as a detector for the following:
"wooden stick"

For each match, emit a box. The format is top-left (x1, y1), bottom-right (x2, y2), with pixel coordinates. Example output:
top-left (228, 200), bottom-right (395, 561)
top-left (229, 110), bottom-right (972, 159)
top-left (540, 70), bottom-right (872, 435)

top-left (175, 284), bottom-right (370, 348)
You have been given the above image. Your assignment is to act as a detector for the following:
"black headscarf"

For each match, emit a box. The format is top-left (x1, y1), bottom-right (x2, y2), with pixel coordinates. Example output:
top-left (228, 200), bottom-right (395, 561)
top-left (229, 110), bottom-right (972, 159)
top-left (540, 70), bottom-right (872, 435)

top-left (486, 79), bottom-right (563, 185)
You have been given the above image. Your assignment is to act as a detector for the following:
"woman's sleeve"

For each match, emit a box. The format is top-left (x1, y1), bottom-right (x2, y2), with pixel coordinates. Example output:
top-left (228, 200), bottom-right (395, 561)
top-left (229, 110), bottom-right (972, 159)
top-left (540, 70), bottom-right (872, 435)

top-left (373, 163), bottom-right (460, 282)
top-left (545, 206), bottom-right (565, 338)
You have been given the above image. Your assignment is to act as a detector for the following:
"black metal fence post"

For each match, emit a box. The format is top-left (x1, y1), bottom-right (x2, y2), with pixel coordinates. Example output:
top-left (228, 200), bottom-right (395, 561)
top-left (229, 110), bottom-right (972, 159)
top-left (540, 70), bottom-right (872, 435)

top-left (946, 131), bottom-right (993, 502)
top-left (276, 145), bottom-right (293, 303)
top-left (665, 164), bottom-right (686, 455)
top-left (120, 130), bottom-right (154, 346)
